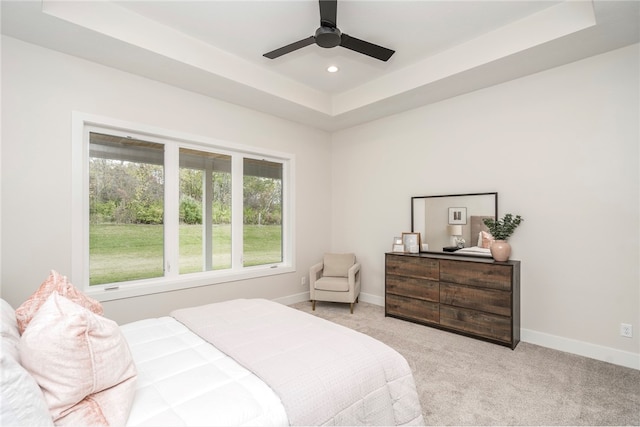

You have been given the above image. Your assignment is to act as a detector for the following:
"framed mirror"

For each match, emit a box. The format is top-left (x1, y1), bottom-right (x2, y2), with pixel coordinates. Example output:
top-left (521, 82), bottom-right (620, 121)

top-left (411, 192), bottom-right (498, 254)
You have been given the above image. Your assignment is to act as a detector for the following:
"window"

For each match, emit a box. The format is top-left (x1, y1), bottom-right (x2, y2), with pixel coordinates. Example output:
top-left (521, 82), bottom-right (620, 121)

top-left (243, 158), bottom-right (283, 267)
top-left (73, 113), bottom-right (294, 300)
top-left (89, 133), bottom-right (165, 285)
top-left (178, 148), bottom-right (232, 274)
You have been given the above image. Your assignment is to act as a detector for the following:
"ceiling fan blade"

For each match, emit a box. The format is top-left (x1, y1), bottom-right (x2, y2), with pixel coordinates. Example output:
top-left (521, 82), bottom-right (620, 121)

top-left (263, 36), bottom-right (316, 59)
top-left (319, 0), bottom-right (337, 27)
top-left (340, 33), bottom-right (395, 62)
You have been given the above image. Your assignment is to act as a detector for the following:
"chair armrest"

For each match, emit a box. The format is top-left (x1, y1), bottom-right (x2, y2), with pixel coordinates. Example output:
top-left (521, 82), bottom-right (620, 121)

top-left (348, 262), bottom-right (361, 284)
top-left (309, 262), bottom-right (324, 286)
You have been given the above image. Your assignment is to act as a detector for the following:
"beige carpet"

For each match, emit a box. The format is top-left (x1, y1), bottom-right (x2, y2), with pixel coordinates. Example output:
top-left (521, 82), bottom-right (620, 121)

top-left (290, 300), bottom-right (640, 426)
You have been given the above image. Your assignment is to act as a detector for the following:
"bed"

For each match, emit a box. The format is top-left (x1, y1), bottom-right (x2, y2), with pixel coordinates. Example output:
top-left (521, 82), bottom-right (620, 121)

top-left (1, 271), bottom-right (425, 427)
top-left (121, 314), bottom-right (290, 426)
top-left (451, 215), bottom-right (494, 257)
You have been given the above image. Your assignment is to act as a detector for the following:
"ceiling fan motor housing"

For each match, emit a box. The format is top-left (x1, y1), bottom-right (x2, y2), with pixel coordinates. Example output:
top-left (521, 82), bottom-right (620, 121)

top-left (315, 26), bottom-right (342, 48)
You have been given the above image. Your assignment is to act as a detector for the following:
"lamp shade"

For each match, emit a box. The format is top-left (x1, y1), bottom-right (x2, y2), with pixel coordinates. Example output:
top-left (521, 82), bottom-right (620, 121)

top-left (449, 225), bottom-right (462, 236)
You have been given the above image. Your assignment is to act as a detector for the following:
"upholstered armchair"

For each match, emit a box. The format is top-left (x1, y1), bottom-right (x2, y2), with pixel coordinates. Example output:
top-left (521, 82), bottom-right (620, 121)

top-left (309, 253), bottom-right (361, 314)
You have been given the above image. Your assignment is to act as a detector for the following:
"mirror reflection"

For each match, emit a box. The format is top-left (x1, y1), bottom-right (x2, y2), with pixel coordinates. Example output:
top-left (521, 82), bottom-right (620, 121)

top-left (411, 193), bottom-right (497, 255)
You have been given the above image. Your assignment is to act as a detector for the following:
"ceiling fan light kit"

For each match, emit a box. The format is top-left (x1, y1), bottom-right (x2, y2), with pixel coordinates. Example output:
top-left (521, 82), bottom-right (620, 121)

top-left (263, 0), bottom-right (395, 62)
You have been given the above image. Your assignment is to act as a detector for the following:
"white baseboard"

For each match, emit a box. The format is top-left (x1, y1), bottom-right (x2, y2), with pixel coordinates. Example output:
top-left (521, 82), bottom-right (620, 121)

top-left (358, 292), bottom-right (384, 306)
top-left (276, 293), bottom-right (638, 370)
top-left (521, 328), bottom-right (639, 370)
top-left (274, 291), bottom-right (309, 306)
top-left (275, 291), bottom-right (384, 307)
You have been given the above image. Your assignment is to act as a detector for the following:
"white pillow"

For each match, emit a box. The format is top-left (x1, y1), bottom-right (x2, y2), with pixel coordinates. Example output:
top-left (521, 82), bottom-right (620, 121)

top-left (1, 299), bottom-right (20, 361)
top-left (0, 299), bottom-right (54, 426)
top-left (19, 292), bottom-right (137, 426)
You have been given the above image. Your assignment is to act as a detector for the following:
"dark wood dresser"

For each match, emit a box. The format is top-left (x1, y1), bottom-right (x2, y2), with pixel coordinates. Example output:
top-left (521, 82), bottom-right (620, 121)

top-left (385, 252), bottom-right (520, 349)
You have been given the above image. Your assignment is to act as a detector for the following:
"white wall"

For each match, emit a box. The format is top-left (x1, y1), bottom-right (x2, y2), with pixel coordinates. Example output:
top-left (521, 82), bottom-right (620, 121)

top-left (331, 44), bottom-right (639, 368)
top-left (2, 35), bottom-right (638, 368)
top-left (0, 36), bottom-right (332, 323)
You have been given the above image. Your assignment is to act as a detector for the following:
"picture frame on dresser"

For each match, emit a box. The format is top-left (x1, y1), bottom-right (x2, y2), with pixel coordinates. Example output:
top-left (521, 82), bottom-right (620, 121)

top-left (392, 237), bottom-right (405, 252)
top-left (392, 244), bottom-right (405, 252)
top-left (401, 233), bottom-right (421, 253)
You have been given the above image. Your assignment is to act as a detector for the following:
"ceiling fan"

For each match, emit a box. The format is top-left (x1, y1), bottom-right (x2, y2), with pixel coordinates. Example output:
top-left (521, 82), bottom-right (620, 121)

top-left (263, 0), bottom-right (395, 62)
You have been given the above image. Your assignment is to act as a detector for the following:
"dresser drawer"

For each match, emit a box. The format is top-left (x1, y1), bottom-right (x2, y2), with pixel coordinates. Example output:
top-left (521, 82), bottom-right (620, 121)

top-left (386, 255), bottom-right (439, 280)
top-left (440, 305), bottom-right (512, 343)
top-left (386, 294), bottom-right (439, 324)
top-left (440, 260), bottom-right (511, 290)
top-left (386, 275), bottom-right (438, 302)
top-left (440, 283), bottom-right (512, 317)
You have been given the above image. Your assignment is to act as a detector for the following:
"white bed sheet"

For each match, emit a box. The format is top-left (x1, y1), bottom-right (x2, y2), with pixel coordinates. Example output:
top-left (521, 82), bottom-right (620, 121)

top-left (453, 246), bottom-right (492, 256)
top-left (120, 317), bottom-right (289, 426)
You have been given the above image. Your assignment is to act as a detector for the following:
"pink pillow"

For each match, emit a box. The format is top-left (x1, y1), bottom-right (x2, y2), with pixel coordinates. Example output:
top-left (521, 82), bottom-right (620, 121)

top-left (19, 292), bottom-right (137, 426)
top-left (480, 231), bottom-right (495, 249)
top-left (15, 270), bottom-right (103, 334)
top-left (54, 377), bottom-right (137, 426)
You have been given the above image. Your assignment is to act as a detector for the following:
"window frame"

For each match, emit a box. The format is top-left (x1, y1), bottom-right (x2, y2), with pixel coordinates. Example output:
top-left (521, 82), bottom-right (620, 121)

top-left (72, 112), bottom-right (295, 302)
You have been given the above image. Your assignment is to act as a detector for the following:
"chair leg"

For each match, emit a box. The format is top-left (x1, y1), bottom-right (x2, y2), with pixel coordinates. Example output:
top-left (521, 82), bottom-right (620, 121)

top-left (350, 302), bottom-right (354, 314)
top-left (312, 300), bottom-right (316, 311)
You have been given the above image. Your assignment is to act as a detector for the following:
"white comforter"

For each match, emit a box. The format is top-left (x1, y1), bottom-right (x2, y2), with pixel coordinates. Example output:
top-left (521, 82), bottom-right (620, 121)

top-left (171, 299), bottom-right (425, 426)
top-left (121, 317), bottom-right (289, 426)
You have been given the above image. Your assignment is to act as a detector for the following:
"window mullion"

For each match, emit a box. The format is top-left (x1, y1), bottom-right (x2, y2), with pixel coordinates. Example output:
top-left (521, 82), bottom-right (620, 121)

top-left (231, 155), bottom-right (244, 269)
top-left (281, 160), bottom-right (292, 266)
top-left (203, 163), bottom-right (213, 271)
top-left (165, 144), bottom-right (180, 277)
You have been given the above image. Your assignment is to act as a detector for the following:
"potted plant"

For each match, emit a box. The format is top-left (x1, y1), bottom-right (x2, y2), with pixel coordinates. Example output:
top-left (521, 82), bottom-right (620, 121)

top-left (482, 214), bottom-right (523, 261)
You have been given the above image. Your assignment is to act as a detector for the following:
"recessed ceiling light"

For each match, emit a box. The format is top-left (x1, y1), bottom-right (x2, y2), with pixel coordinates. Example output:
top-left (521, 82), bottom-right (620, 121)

top-left (327, 65), bottom-right (339, 73)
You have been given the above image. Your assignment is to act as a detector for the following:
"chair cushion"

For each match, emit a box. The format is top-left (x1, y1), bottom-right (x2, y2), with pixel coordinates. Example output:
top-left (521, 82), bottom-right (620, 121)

top-left (322, 253), bottom-right (355, 277)
top-left (314, 276), bottom-right (350, 292)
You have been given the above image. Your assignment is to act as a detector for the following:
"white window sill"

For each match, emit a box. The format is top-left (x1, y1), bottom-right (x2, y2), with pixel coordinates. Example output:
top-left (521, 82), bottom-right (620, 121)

top-left (84, 265), bottom-right (295, 302)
